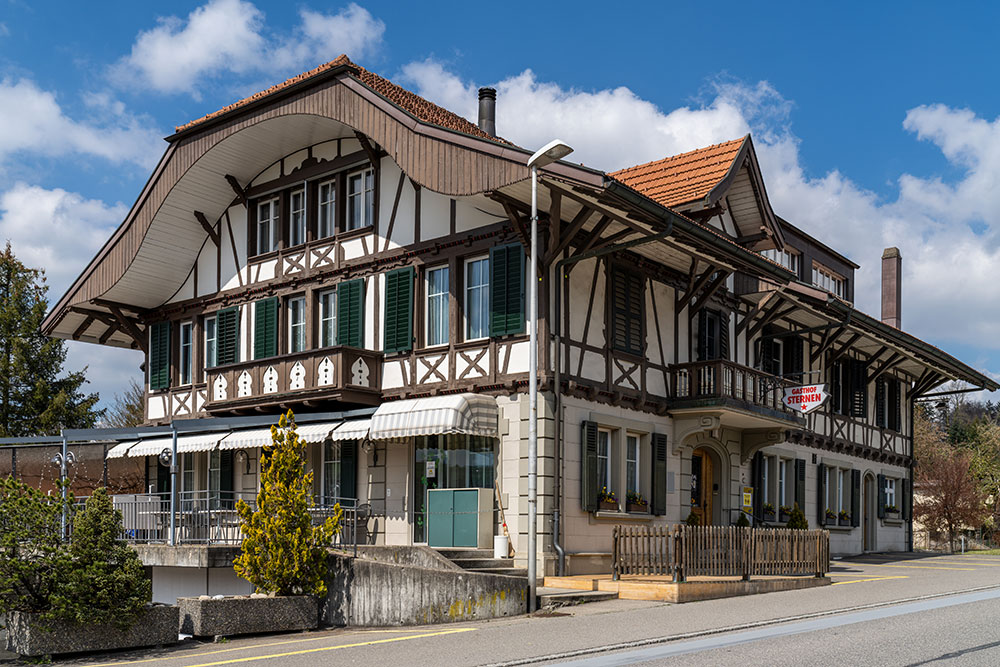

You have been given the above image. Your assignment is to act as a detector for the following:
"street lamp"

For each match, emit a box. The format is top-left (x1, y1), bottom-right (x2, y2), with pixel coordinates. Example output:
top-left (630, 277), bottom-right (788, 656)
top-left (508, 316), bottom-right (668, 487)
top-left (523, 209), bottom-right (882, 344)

top-left (526, 139), bottom-right (573, 611)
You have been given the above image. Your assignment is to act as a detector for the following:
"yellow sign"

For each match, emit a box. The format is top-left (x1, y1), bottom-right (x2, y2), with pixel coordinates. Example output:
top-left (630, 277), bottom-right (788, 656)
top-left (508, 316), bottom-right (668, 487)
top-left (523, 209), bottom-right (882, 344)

top-left (742, 486), bottom-right (753, 512)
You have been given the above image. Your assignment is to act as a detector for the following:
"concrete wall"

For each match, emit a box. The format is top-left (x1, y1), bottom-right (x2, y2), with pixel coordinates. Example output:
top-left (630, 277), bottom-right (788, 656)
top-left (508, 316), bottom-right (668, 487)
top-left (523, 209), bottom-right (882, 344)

top-left (324, 550), bottom-right (526, 627)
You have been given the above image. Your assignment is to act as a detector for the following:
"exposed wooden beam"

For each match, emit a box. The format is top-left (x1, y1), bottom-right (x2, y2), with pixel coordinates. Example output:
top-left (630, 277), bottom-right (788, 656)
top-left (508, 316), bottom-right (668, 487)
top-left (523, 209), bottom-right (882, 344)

top-left (72, 316), bottom-right (95, 341)
top-left (354, 131), bottom-right (380, 167)
top-left (98, 323), bottom-right (120, 345)
top-left (91, 299), bottom-right (150, 316)
top-left (746, 298), bottom-right (789, 340)
top-left (488, 190), bottom-right (533, 217)
top-left (544, 179), bottom-right (653, 232)
top-left (194, 210), bottom-right (220, 247)
top-left (224, 174), bottom-right (247, 205)
top-left (868, 353), bottom-right (904, 384)
top-left (105, 304), bottom-right (147, 353)
top-left (682, 204), bottom-right (724, 220)
top-left (548, 190), bottom-right (561, 251)
top-left (689, 270), bottom-right (731, 315)
top-left (736, 290), bottom-right (780, 337)
top-left (676, 264), bottom-right (718, 312)
top-left (68, 307), bottom-right (117, 328)
top-left (827, 333), bottom-right (863, 366)
top-left (736, 231), bottom-right (768, 245)
top-left (545, 205), bottom-right (593, 264)
top-left (569, 216), bottom-right (613, 260)
top-left (810, 322), bottom-right (847, 363)
top-left (497, 200), bottom-right (530, 249)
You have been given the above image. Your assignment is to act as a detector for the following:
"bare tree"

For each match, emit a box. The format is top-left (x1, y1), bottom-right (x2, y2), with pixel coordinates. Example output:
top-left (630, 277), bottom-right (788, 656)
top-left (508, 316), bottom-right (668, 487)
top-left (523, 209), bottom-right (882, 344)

top-left (102, 379), bottom-right (144, 428)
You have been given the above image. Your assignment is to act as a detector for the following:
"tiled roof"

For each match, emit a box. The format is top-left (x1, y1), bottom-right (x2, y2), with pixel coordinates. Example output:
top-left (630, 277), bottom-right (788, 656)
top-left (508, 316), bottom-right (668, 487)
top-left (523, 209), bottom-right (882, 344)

top-left (609, 137), bottom-right (747, 208)
top-left (174, 55), bottom-right (512, 145)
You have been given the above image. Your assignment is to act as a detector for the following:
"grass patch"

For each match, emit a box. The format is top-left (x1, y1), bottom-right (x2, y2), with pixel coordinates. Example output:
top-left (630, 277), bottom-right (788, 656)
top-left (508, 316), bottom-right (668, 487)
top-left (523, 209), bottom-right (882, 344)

top-left (960, 548), bottom-right (1000, 555)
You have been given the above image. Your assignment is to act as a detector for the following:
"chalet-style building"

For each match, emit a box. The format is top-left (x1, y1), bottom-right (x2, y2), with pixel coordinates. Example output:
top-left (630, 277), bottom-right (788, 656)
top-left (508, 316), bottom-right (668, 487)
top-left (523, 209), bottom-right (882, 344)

top-left (41, 55), bottom-right (996, 577)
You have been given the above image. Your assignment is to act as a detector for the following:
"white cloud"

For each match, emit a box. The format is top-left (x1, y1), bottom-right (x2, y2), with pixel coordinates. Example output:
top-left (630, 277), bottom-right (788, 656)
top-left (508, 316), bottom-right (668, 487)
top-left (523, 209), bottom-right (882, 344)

top-left (114, 1), bottom-right (385, 97)
top-left (0, 78), bottom-right (162, 168)
top-left (65, 342), bottom-right (143, 413)
top-left (402, 59), bottom-right (1000, 373)
top-left (0, 183), bottom-right (126, 298)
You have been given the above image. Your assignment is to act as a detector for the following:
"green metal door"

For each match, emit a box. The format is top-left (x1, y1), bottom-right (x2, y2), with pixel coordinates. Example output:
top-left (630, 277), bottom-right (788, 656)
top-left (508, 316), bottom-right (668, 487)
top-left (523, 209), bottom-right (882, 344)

top-left (427, 489), bottom-right (454, 547)
top-left (453, 490), bottom-right (479, 547)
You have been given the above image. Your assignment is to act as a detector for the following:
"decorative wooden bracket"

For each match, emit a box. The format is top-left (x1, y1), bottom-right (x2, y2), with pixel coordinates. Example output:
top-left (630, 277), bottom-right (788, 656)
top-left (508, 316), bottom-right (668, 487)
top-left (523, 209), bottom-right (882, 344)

top-left (105, 304), bottom-right (147, 354)
top-left (225, 174), bottom-right (247, 206)
top-left (194, 211), bottom-right (220, 247)
top-left (355, 131), bottom-right (381, 167)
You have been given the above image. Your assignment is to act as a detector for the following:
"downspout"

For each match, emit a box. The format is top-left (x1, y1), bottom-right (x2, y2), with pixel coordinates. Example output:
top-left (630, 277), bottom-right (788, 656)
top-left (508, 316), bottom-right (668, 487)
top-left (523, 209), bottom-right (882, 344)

top-left (552, 224), bottom-right (674, 576)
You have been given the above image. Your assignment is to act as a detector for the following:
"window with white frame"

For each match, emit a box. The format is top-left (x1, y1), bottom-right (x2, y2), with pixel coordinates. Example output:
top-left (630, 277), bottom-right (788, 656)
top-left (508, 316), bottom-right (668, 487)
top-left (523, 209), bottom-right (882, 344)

top-left (465, 256), bottom-right (489, 340)
top-left (347, 168), bottom-right (374, 231)
top-left (626, 434), bottom-right (640, 495)
top-left (323, 440), bottom-right (342, 504)
top-left (597, 430), bottom-right (611, 494)
top-left (838, 469), bottom-right (846, 513)
top-left (289, 189), bottom-right (306, 246)
top-left (426, 266), bottom-right (449, 346)
top-left (208, 450), bottom-right (222, 509)
top-left (257, 198), bottom-right (279, 254)
top-left (778, 459), bottom-right (787, 508)
top-left (762, 248), bottom-right (800, 274)
top-left (288, 296), bottom-right (306, 353)
top-left (812, 264), bottom-right (846, 299)
top-left (318, 179), bottom-right (336, 239)
top-left (179, 321), bottom-right (193, 385)
top-left (181, 453), bottom-right (195, 509)
top-left (204, 316), bottom-right (217, 369)
top-left (319, 290), bottom-right (337, 347)
top-left (885, 477), bottom-right (896, 509)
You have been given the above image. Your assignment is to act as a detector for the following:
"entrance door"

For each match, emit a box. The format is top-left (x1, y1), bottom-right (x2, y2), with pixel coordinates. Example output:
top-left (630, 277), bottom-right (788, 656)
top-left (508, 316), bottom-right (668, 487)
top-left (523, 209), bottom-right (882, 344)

top-left (691, 447), bottom-right (714, 525)
top-left (863, 474), bottom-right (874, 552)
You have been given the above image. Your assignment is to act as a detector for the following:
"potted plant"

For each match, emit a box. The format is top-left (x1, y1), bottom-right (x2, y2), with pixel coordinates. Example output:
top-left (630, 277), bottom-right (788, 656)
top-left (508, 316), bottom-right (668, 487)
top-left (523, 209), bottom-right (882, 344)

top-left (779, 505), bottom-right (792, 523)
top-left (839, 509), bottom-right (852, 526)
top-left (598, 487), bottom-right (619, 512)
top-left (825, 508), bottom-right (837, 525)
top-left (762, 502), bottom-right (776, 520)
top-left (626, 491), bottom-right (649, 513)
top-left (884, 504), bottom-right (900, 519)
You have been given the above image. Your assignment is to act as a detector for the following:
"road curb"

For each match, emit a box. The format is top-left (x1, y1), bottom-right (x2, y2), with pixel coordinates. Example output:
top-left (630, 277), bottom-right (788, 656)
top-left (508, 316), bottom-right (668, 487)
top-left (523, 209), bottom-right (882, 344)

top-left (481, 583), bottom-right (1000, 666)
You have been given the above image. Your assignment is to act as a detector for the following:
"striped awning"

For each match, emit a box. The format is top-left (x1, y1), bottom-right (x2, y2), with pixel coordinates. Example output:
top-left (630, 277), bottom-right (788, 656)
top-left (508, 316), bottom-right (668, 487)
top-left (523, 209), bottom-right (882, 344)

top-left (329, 418), bottom-right (371, 441)
top-left (295, 422), bottom-right (338, 444)
top-left (369, 393), bottom-right (499, 440)
top-left (106, 440), bottom-right (139, 459)
top-left (218, 428), bottom-right (275, 450)
top-left (126, 433), bottom-right (229, 458)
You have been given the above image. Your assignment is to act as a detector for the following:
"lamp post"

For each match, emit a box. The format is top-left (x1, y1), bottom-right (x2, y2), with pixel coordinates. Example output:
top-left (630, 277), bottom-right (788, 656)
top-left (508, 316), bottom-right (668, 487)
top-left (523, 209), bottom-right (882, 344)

top-left (526, 140), bottom-right (573, 611)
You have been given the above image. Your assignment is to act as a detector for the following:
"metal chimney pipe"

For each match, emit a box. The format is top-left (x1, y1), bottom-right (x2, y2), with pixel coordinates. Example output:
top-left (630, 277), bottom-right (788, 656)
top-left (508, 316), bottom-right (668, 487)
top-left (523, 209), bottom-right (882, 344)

top-left (881, 247), bottom-right (902, 328)
top-left (478, 87), bottom-right (496, 136)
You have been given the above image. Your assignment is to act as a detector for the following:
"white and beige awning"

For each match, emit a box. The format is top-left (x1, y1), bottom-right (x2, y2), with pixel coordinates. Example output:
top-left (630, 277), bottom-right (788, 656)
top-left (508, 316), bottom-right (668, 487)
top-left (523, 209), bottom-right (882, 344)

top-left (329, 418), bottom-right (372, 441)
top-left (125, 433), bottom-right (230, 458)
top-left (369, 393), bottom-right (499, 441)
top-left (105, 440), bottom-right (139, 459)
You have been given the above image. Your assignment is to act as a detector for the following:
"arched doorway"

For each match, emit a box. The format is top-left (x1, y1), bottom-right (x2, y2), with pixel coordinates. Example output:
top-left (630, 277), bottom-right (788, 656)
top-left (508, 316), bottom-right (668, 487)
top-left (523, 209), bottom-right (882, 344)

top-left (863, 472), bottom-right (876, 552)
top-left (690, 447), bottom-right (718, 525)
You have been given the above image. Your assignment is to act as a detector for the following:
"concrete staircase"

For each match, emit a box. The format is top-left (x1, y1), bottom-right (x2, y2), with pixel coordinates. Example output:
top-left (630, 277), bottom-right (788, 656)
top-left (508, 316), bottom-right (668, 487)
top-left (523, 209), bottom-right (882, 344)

top-left (435, 548), bottom-right (528, 577)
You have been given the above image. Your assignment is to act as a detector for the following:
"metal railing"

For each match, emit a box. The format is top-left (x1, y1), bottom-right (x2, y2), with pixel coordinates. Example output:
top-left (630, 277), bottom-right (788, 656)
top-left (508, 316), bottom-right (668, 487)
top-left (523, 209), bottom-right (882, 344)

top-left (71, 491), bottom-right (369, 551)
top-left (671, 360), bottom-right (791, 412)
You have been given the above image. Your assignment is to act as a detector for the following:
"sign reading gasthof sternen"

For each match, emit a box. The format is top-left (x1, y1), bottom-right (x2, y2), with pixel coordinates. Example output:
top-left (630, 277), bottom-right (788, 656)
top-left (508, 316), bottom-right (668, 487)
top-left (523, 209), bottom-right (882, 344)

top-left (782, 384), bottom-right (830, 414)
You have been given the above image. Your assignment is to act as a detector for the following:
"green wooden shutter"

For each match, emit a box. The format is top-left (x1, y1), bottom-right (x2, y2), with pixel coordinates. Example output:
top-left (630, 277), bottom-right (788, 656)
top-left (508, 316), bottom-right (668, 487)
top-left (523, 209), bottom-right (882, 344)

top-left (216, 307), bottom-right (240, 366)
top-left (889, 379), bottom-right (901, 431)
top-left (817, 463), bottom-right (827, 526)
top-left (253, 297), bottom-right (278, 359)
top-left (220, 450), bottom-right (234, 507)
top-left (875, 379), bottom-right (887, 427)
top-left (851, 359), bottom-right (868, 418)
top-left (795, 458), bottom-right (806, 511)
top-left (902, 477), bottom-right (911, 520)
top-left (340, 440), bottom-right (357, 500)
top-left (651, 433), bottom-right (667, 516)
top-left (851, 469), bottom-right (861, 527)
top-left (337, 279), bottom-right (365, 347)
top-left (877, 474), bottom-right (886, 518)
top-left (489, 243), bottom-right (524, 337)
top-left (383, 267), bottom-right (414, 354)
top-left (581, 421), bottom-right (599, 512)
top-left (149, 321), bottom-right (171, 391)
top-left (610, 266), bottom-right (643, 355)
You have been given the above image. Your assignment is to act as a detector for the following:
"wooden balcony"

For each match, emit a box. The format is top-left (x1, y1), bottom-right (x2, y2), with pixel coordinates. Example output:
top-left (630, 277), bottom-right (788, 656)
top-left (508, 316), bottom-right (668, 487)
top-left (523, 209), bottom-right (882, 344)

top-left (670, 360), bottom-right (800, 424)
top-left (204, 346), bottom-right (382, 413)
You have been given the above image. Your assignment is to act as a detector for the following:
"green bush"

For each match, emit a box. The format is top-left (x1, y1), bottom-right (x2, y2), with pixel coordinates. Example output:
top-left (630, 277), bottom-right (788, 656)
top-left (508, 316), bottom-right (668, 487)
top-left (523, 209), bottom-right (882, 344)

top-left (685, 511), bottom-right (702, 526)
top-left (735, 512), bottom-right (750, 528)
top-left (787, 502), bottom-right (809, 530)
top-left (234, 411), bottom-right (341, 597)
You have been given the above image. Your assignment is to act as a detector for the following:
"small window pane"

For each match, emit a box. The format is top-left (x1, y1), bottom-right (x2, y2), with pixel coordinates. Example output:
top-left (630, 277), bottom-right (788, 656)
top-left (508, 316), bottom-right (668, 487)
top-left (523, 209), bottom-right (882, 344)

top-left (257, 199), bottom-right (278, 254)
top-left (466, 257), bottom-right (489, 339)
top-left (318, 181), bottom-right (336, 238)
top-left (289, 297), bottom-right (306, 353)
top-left (346, 168), bottom-right (373, 231)
top-left (597, 431), bottom-right (611, 493)
top-left (290, 190), bottom-right (305, 246)
top-left (427, 266), bottom-right (449, 346)
top-left (205, 316), bottom-right (217, 368)
top-left (320, 290), bottom-right (337, 347)
top-left (626, 434), bottom-right (639, 495)
top-left (179, 322), bottom-right (192, 385)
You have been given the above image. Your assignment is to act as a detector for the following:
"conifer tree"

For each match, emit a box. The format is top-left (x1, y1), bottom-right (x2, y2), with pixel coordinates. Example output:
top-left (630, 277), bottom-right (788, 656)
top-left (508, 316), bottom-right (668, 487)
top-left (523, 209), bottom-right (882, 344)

top-left (234, 411), bottom-right (341, 597)
top-left (0, 243), bottom-right (102, 436)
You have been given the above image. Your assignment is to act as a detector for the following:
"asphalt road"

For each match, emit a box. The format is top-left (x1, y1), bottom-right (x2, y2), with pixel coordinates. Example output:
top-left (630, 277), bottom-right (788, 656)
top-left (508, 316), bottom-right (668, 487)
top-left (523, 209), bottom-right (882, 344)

top-left (9, 552), bottom-right (1000, 667)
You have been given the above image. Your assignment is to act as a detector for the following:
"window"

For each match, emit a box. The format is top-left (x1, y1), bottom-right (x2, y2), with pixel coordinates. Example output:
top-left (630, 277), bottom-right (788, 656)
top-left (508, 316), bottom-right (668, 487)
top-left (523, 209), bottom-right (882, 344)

top-left (257, 198), bottom-right (279, 254)
top-left (384, 268), bottom-right (414, 354)
top-left (762, 248), bottom-right (800, 274)
top-left (626, 434), bottom-right (640, 495)
top-left (289, 189), bottom-right (306, 246)
top-left (318, 179), bottom-right (336, 239)
top-left (288, 296), bottom-right (306, 353)
top-left (181, 453), bottom-right (195, 510)
top-left (323, 440), bottom-right (342, 504)
top-left (204, 316), bottom-right (217, 369)
top-left (336, 279), bottom-right (365, 347)
top-left (426, 266), bottom-right (449, 346)
top-left (253, 297), bottom-right (279, 360)
top-left (319, 290), bottom-right (337, 347)
top-left (885, 478), bottom-right (896, 509)
top-left (876, 378), bottom-right (903, 431)
top-left (179, 321), bottom-right (193, 385)
top-left (697, 310), bottom-right (727, 361)
top-left (762, 455), bottom-right (771, 505)
top-left (347, 168), bottom-right (374, 231)
top-left (812, 264), bottom-right (846, 299)
top-left (489, 244), bottom-right (525, 336)
top-left (778, 459), bottom-right (787, 508)
top-left (831, 359), bottom-right (867, 418)
top-left (597, 430), bottom-right (611, 493)
top-left (837, 469), bottom-right (846, 513)
top-left (611, 266), bottom-right (644, 355)
top-left (149, 321), bottom-right (171, 391)
top-left (465, 257), bottom-right (489, 340)
top-left (216, 307), bottom-right (240, 366)
top-left (209, 450), bottom-right (221, 509)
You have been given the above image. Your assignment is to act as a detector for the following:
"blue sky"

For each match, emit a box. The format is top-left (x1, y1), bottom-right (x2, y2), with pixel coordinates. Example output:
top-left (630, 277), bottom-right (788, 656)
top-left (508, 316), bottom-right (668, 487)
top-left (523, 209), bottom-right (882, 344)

top-left (2, 1), bottom-right (999, 407)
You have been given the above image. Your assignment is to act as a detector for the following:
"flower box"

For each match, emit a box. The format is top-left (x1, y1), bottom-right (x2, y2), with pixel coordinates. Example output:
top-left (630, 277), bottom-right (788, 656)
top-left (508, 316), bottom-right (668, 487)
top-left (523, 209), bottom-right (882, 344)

top-left (5, 605), bottom-right (178, 658)
top-left (599, 500), bottom-right (619, 512)
top-left (626, 502), bottom-right (649, 514)
top-left (839, 517), bottom-right (852, 527)
top-left (885, 510), bottom-right (900, 520)
top-left (779, 510), bottom-right (790, 523)
top-left (178, 594), bottom-right (318, 638)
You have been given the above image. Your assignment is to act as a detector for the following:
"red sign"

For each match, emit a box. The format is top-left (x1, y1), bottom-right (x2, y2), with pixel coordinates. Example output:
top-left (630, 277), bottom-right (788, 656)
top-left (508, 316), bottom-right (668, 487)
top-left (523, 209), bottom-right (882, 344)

top-left (782, 384), bottom-right (829, 414)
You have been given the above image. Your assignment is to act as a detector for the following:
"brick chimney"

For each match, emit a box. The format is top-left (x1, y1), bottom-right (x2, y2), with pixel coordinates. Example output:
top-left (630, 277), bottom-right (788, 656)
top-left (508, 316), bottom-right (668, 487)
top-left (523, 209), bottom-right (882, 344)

top-left (478, 87), bottom-right (496, 136)
top-left (881, 247), bottom-right (902, 328)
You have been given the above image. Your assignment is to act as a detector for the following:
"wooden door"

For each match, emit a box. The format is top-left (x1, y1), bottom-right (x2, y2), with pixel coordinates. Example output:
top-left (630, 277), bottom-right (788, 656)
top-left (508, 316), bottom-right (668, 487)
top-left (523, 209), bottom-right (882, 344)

top-left (691, 448), bottom-right (714, 525)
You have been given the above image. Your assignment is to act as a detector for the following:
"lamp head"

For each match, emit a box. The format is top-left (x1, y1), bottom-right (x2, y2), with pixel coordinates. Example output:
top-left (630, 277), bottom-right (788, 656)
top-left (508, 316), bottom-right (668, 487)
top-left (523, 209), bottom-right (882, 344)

top-left (528, 139), bottom-right (574, 169)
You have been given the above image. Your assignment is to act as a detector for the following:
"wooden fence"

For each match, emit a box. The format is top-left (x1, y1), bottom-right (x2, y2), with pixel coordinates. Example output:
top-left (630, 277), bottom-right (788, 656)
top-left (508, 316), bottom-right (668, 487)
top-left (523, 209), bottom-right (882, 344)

top-left (612, 525), bottom-right (829, 581)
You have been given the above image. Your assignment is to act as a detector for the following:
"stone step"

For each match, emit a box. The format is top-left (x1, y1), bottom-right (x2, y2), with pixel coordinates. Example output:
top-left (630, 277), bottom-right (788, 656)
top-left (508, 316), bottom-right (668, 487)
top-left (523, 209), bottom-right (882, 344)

top-left (468, 567), bottom-right (528, 577)
top-left (434, 548), bottom-right (495, 560)
top-left (537, 588), bottom-right (619, 607)
top-left (451, 557), bottom-right (516, 569)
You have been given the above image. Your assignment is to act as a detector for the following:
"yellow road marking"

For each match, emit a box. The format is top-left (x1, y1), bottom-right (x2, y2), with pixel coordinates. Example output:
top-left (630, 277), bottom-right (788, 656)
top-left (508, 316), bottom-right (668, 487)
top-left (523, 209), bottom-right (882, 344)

top-left (87, 627), bottom-right (475, 667)
top-left (869, 564), bottom-right (975, 571)
top-left (832, 575), bottom-right (909, 585)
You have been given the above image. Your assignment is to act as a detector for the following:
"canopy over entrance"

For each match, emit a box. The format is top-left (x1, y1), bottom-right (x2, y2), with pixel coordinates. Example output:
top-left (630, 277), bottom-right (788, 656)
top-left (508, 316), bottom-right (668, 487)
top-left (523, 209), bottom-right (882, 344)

top-left (370, 394), bottom-right (500, 440)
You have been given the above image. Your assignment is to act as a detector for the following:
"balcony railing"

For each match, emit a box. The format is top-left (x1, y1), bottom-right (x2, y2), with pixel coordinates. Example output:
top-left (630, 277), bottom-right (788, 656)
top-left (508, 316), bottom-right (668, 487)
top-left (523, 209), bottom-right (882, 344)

top-left (671, 360), bottom-right (792, 413)
top-left (72, 491), bottom-right (369, 549)
top-left (204, 346), bottom-right (382, 411)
